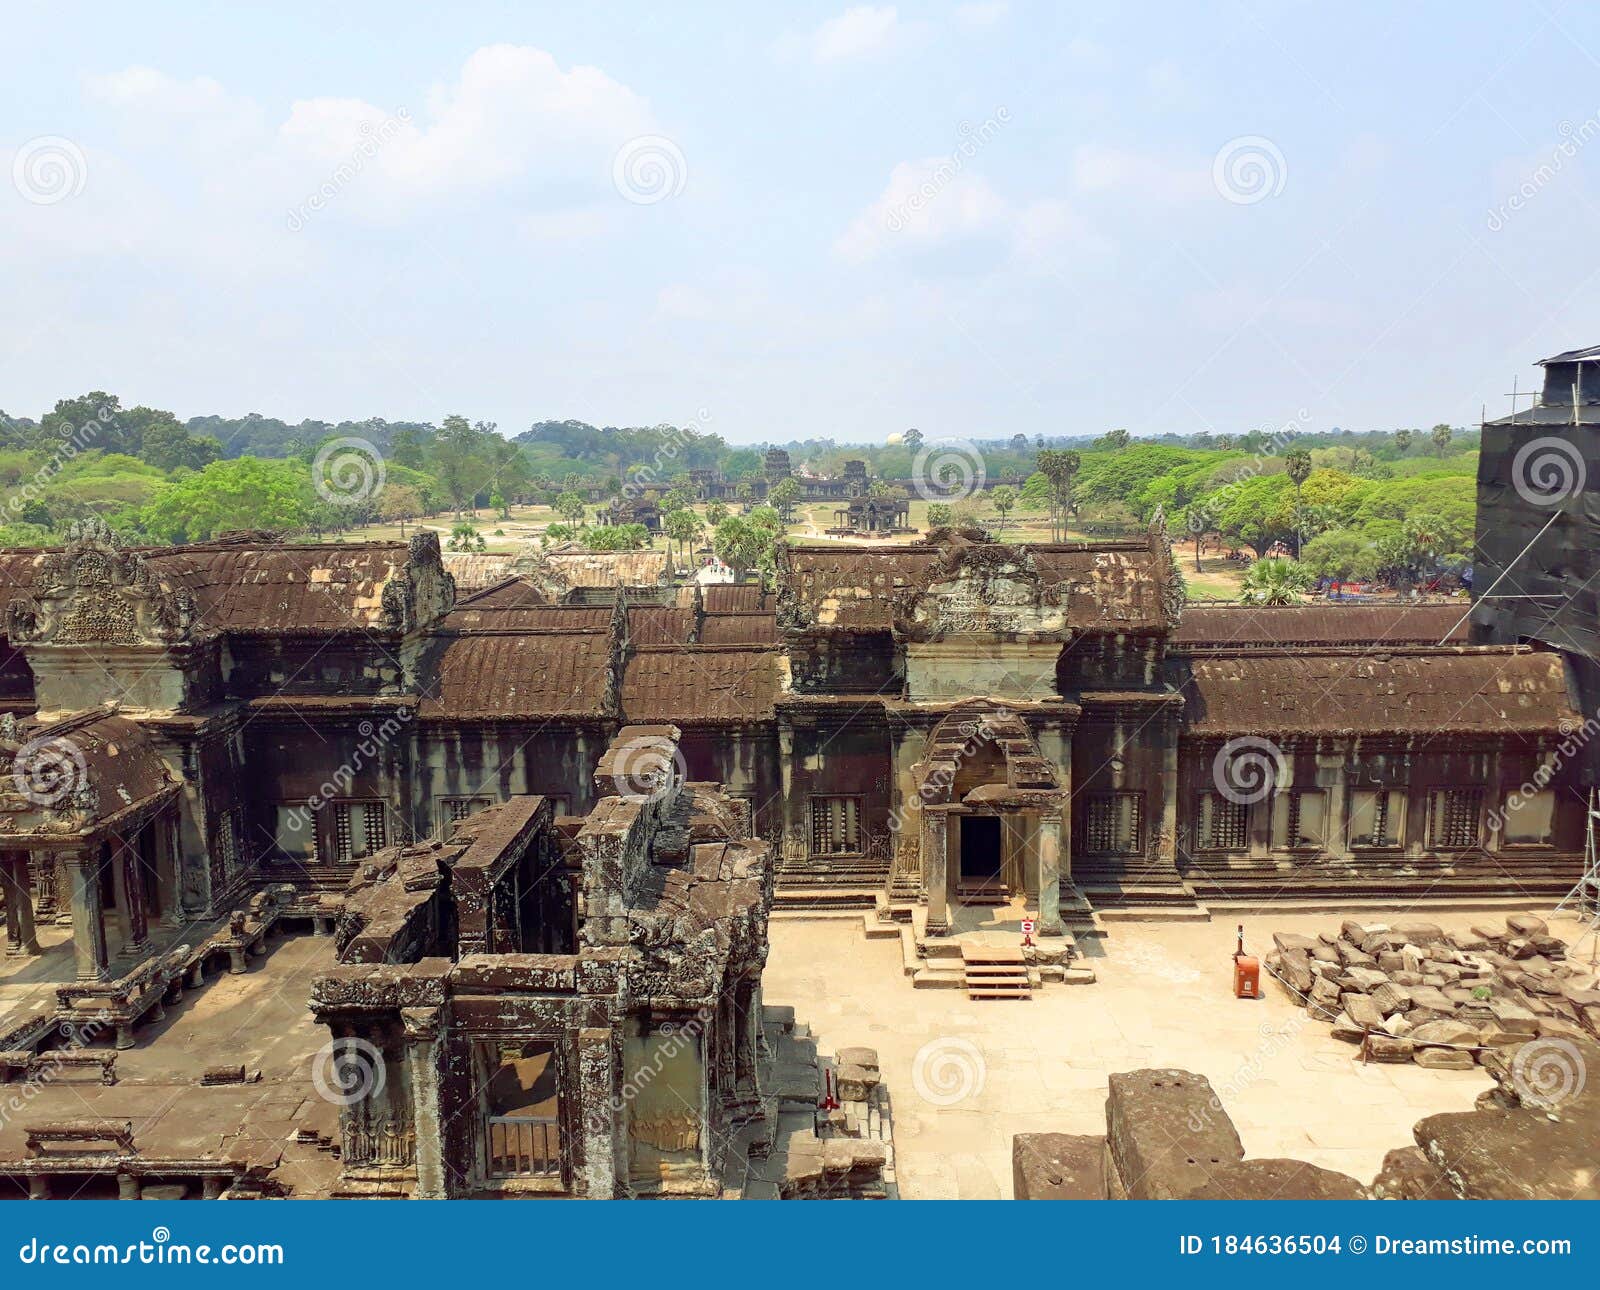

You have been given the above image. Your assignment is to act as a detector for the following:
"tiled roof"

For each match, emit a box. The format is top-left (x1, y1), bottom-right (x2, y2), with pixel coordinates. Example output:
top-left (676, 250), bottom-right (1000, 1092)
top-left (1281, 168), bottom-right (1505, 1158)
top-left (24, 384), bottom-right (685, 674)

top-left (628, 607), bottom-right (697, 645)
top-left (446, 604), bottom-right (609, 633)
top-left (152, 544), bottom-right (408, 634)
top-left (440, 552), bottom-right (518, 593)
top-left (542, 549), bottom-right (668, 589)
top-left (1184, 648), bottom-right (1578, 736)
top-left (620, 647), bottom-right (778, 723)
top-left (419, 632), bottom-right (614, 720)
top-left (698, 613), bottom-right (777, 645)
top-left (1173, 604), bottom-right (1468, 649)
top-left (702, 585), bottom-right (770, 613)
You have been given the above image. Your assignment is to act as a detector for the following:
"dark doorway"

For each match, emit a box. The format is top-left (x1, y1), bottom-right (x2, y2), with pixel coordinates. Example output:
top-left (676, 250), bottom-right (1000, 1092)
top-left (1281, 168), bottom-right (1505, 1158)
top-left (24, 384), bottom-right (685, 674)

top-left (959, 815), bottom-right (1003, 883)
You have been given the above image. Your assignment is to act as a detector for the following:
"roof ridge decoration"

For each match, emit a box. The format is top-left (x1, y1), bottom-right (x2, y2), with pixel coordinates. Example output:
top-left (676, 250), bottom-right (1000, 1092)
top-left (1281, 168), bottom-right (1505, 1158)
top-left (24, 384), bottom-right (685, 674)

top-left (5, 517), bottom-right (199, 648)
top-left (380, 531), bottom-right (456, 633)
top-left (1147, 505), bottom-right (1185, 633)
top-left (893, 536), bottom-right (1065, 641)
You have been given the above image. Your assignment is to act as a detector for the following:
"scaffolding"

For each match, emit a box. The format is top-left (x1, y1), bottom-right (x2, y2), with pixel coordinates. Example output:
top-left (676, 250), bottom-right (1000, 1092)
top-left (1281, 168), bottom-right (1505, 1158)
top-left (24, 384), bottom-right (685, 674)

top-left (1552, 786), bottom-right (1600, 965)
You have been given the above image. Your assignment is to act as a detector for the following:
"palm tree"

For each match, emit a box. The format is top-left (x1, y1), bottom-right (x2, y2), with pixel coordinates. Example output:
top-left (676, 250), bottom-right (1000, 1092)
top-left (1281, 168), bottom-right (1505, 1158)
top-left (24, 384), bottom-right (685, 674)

top-left (1240, 557), bottom-right (1308, 606)
top-left (990, 485), bottom-right (1016, 534)
top-left (1394, 428), bottom-right (1413, 456)
top-left (1285, 449), bottom-right (1312, 556)
top-left (1430, 423), bottom-right (1453, 457)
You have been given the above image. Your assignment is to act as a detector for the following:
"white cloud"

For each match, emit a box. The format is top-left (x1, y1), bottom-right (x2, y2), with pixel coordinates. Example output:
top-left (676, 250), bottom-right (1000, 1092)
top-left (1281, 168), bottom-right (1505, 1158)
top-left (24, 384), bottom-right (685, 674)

top-left (837, 158), bottom-right (1105, 267)
top-left (809, 6), bottom-right (902, 62)
top-left (955, 1), bottom-right (1010, 27)
top-left (1071, 144), bottom-right (1211, 203)
top-left (278, 44), bottom-right (656, 195)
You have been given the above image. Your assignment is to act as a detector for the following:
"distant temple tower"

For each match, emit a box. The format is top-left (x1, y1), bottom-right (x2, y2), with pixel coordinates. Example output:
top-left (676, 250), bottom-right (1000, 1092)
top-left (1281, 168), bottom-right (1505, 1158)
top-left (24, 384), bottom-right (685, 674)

top-left (1473, 345), bottom-right (1600, 781)
top-left (842, 459), bottom-right (869, 497)
top-left (763, 448), bottom-right (792, 483)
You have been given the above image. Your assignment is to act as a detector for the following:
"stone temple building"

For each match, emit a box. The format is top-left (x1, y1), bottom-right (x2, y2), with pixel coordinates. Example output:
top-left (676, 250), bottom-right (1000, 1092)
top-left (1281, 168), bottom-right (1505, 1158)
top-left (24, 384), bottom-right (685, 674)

top-left (0, 390), bottom-right (1593, 1193)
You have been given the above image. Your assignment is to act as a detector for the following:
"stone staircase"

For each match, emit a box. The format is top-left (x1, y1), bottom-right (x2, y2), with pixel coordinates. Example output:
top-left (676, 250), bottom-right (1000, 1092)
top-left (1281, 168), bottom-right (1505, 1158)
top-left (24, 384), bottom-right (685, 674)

top-left (1070, 855), bottom-right (1208, 920)
top-left (960, 944), bottom-right (1032, 1000)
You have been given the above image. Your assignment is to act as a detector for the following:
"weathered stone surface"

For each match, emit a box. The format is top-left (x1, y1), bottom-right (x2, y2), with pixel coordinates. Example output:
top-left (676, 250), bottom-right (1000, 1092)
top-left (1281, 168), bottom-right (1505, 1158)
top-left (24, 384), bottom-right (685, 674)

top-left (1273, 932), bottom-right (1320, 955)
top-left (1277, 948), bottom-right (1313, 995)
top-left (1393, 920), bottom-right (1446, 944)
top-left (1416, 1110), bottom-right (1600, 1199)
top-left (1342, 993), bottom-right (1384, 1031)
top-left (1415, 1047), bottom-right (1474, 1070)
top-left (1184, 1158), bottom-right (1366, 1200)
top-left (1105, 1069), bottom-right (1243, 1200)
top-left (1012, 1133), bottom-right (1107, 1199)
top-left (1371, 982), bottom-right (1413, 1016)
top-left (1506, 914), bottom-right (1548, 939)
top-left (1371, 1146), bottom-right (1453, 1200)
top-left (835, 1062), bottom-right (878, 1101)
top-left (1488, 999), bottom-right (1539, 1035)
top-left (1409, 1019), bottom-right (1479, 1047)
top-left (1363, 1035), bottom-right (1415, 1062)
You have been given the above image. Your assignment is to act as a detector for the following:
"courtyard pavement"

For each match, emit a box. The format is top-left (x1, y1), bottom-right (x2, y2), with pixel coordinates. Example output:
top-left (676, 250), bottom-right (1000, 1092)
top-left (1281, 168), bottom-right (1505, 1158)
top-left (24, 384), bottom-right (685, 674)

top-left (763, 907), bottom-right (1600, 1199)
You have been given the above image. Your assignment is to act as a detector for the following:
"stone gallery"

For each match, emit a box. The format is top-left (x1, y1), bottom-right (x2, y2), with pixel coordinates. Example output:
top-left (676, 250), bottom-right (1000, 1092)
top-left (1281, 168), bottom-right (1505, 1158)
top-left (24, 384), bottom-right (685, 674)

top-left (0, 375), bottom-right (1594, 1198)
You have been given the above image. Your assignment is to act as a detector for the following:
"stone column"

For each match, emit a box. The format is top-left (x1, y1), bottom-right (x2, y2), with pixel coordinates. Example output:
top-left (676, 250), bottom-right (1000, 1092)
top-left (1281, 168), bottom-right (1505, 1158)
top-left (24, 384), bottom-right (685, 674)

top-left (63, 850), bottom-right (109, 983)
top-left (923, 809), bottom-right (949, 936)
top-left (577, 1027), bottom-right (619, 1198)
top-left (402, 1007), bottom-right (446, 1199)
top-left (2, 851), bottom-right (40, 956)
top-left (117, 839), bottom-right (150, 960)
top-left (54, 856), bottom-right (72, 925)
top-left (734, 978), bottom-right (760, 1096)
top-left (153, 813), bottom-right (183, 930)
top-left (1159, 715), bottom-right (1180, 867)
top-left (1037, 813), bottom-right (1063, 937)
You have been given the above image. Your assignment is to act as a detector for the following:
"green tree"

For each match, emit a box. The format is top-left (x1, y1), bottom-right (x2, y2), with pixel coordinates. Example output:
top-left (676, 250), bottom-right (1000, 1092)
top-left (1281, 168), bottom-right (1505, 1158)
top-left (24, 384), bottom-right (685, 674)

top-left (927, 502), bottom-right (953, 529)
top-left (554, 491), bottom-right (587, 527)
top-left (1185, 494), bottom-right (1221, 571)
top-left (664, 507), bottom-right (703, 571)
top-left (705, 500), bottom-right (729, 527)
top-left (1285, 448), bottom-right (1313, 555)
top-left (1299, 530), bottom-right (1380, 583)
top-left (432, 414), bottom-right (492, 515)
top-left (448, 522), bottom-right (486, 552)
top-left (1394, 428), bottom-right (1413, 456)
top-left (769, 476), bottom-right (800, 523)
top-left (990, 484), bottom-right (1016, 534)
top-left (138, 458), bottom-right (314, 543)
top-left (712, 515), bottom-right (770, 580)
top-left (1430, 423), bottom-right (1453, 457)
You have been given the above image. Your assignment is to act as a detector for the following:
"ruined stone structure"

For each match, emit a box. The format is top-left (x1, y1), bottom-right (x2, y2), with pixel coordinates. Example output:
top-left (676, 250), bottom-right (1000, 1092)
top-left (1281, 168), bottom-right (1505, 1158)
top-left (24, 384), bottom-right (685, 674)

top-left (310, 726), bottom-right (775, 1197)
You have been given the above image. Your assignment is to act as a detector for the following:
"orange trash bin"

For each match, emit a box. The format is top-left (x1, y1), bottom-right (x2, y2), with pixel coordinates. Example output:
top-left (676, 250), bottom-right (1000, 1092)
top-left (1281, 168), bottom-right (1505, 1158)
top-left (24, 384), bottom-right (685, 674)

top-left (1233, 954), bottom-right (1260, 999)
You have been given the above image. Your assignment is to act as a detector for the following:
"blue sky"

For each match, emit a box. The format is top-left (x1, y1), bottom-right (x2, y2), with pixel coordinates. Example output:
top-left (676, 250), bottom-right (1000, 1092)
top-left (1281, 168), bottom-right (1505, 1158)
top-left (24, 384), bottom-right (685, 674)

top-left (4, 2), bottom-right (1600, 443)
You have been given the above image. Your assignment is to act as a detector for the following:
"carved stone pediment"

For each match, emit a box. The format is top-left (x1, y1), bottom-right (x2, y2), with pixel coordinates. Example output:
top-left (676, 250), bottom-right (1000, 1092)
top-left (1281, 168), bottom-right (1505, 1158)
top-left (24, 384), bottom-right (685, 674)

top-left (894, 542), bottom-right (1069, 640)
top-left (8, 519), bottom-right (197, 647)
top-left (381, 531), bottom-right (457, 633)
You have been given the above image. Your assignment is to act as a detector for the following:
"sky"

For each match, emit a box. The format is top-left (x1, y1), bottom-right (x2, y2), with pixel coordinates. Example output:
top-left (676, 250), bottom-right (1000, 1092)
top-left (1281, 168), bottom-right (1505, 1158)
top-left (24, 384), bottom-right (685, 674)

top-left (4, 1), bottom-right (1600, 445)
